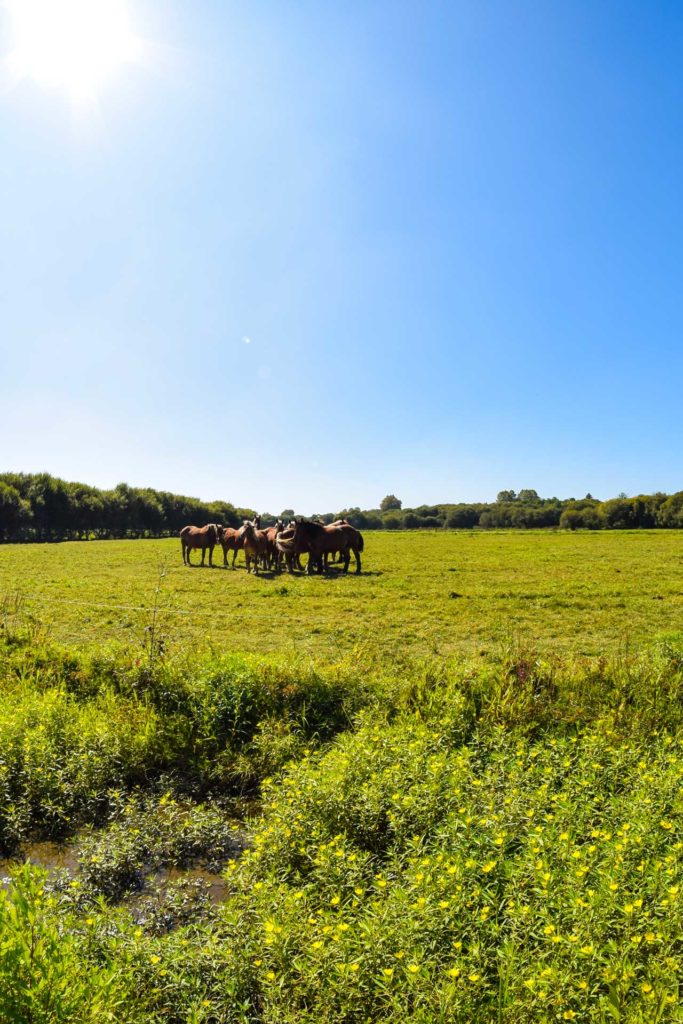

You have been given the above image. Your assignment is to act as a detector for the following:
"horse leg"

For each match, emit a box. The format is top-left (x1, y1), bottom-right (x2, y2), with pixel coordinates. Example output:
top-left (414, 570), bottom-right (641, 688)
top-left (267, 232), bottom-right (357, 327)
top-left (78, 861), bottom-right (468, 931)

top-left (181, 541), bottom-right (186, 565)
top-left (209, 543), bottom-right (214, 568)
top-left (355, 545), bottom-right (361, 573)
top-left (342, 549), bottom-right (350, 573)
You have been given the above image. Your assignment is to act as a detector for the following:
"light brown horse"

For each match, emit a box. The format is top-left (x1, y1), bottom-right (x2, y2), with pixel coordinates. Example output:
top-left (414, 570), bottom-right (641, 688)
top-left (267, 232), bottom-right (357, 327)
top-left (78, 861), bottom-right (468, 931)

top-left (240, 521), bottom-right (271, 573)
top-left (180, 523), bottom-right (224, 567)
top-left (219, 526), bottom-right (244, 568)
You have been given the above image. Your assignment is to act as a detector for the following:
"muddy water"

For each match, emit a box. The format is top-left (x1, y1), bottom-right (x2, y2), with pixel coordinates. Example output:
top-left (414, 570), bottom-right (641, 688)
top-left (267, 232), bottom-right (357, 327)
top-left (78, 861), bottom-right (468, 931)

top-left (154, 864), bottom-right (228, 903)
top-left (0, 840), bottom-right (229, 904)
top-left (1, 840), bottom-right (80, 890)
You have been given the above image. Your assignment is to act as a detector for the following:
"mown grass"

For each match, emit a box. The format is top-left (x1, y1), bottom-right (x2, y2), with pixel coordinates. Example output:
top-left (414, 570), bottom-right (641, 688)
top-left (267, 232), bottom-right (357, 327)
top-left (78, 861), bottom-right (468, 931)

top-left (1, 533), bottom-right (683, 1022)
top-left (2, 530), bottom-right (683, 659)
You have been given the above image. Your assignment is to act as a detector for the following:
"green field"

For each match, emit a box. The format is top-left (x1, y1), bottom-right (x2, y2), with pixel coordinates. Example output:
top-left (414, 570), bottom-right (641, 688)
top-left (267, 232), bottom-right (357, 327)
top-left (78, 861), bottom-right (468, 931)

top-left (2, 529), bottom-right (683, 660)
top-left (1, 532), bottom-right (682, 1023)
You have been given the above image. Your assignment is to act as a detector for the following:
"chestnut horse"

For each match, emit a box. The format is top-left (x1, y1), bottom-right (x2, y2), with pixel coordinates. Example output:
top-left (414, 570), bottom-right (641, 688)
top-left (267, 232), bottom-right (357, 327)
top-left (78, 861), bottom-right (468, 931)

top-left (240, 521), bottom-right (271, 573)
top-left (219, 526), bottom-right (244, 568)
top-left (276, 519), bottom-right (363, 574)
top-left (180, 523), bottom-right (224, 567)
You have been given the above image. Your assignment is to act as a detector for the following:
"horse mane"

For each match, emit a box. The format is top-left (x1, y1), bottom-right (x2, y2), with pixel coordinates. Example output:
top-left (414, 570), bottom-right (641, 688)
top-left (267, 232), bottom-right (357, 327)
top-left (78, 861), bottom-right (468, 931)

top-left (298, 518), bottom-right (326, 535)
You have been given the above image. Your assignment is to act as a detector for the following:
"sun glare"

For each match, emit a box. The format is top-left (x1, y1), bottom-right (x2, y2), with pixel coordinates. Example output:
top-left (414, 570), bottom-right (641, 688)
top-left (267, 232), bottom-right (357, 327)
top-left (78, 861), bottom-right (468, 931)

top-left (6, 0), bottom-right (141, 100)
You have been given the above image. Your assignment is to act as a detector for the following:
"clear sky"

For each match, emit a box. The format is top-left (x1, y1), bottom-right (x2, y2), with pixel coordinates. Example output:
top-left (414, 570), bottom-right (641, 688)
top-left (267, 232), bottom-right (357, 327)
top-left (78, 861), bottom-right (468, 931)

top-left (1, 1), bottom-right (682, 514)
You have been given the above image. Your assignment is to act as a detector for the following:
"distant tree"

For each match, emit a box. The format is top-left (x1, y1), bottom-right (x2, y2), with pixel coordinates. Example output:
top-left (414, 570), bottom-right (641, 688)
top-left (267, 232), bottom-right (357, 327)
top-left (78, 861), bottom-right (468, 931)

top-left (382, 513), bottom-right (402, 530)
top-left (517, 489), bottom-right (540, 504)
top-left (402, 512), bottom-right (420, 529)
top-left (656, 492), bottom-right (683, 528)
top-left (380, 495), bottom-right (402, 512)
top-left (280, 509), bottom-right (295, 519)
top-left (496, 490), bottom-right (516, 503)
top-left (336, 507), bottom-right (367, 528)
top-left (445, 507), bottom-right (480, 529)
top-left (560, 509), bottom-right (582, 531)
top-left (0, 482), bottom-right (32, 540)
top-left (601, 498), bottom-right (636, 529)
top-left (363, 514), bottom-right (384, 530)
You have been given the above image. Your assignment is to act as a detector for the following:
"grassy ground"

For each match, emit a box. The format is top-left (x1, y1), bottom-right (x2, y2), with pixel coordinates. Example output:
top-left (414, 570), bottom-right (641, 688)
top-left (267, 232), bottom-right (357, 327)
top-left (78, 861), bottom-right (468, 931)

top-left (2, 530), bottom-right (683, 660)
top-left (1, 531), bottom-right (682, 1022)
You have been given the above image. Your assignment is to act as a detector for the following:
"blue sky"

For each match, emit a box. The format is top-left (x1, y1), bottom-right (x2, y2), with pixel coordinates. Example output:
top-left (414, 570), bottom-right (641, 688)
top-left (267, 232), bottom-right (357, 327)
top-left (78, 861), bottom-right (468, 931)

top-left (2, 1), bottom-right (682, 514)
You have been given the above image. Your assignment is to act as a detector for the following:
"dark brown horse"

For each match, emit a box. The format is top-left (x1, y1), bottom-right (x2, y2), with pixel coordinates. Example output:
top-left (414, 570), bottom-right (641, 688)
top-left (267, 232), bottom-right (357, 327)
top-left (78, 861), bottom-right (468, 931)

top-left (219, 526), bottom-right (244, 568)
top-left (276, 519), bottom-right (363, 574)
top-left (180, 523), bottom-right (224, 566)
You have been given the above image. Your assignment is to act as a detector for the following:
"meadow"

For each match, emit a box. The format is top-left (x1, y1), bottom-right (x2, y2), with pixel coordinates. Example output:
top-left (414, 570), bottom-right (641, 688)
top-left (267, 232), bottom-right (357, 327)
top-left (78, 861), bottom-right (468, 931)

top-left (2, 529), bottom-right (683, 659)
top-left (0, 531), bottom-right (682, 1022)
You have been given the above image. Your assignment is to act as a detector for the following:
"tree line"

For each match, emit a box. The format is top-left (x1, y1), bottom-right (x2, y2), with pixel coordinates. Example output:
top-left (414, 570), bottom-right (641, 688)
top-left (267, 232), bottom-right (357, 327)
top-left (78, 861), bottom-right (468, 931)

top-left (2, 473), bottom-right (683, 543)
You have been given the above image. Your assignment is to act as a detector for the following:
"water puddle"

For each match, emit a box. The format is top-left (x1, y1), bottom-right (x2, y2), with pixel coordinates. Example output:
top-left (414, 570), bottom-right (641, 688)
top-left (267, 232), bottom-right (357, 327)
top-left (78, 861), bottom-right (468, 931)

top-left (156, 864), bottom-right (228, 903)
top-left (1, 839), bottom-right (234, 907)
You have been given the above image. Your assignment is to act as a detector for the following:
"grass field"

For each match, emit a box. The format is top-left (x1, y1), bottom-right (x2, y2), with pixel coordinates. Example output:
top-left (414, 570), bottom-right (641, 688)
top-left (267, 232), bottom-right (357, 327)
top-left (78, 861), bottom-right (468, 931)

top-left (1, 531), bottom-right (682, 1023)
top-left (2, 529), bottom-right (683, 660)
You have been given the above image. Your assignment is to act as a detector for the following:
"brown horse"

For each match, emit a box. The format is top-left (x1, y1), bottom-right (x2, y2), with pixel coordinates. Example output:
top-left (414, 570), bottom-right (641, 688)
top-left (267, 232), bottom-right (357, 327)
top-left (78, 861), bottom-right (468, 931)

top-left (180, 523), bottom-right (224, 566)
top-left (219, 526), bottom-right (244, 568)
top-left (277, 519), bottom-right (363, 574)
top-left (274, 526), bottom-right (301, 573)
top-left (263, 519), bottom-right (286, 570)
top-left (240, 521), bottom-right (271, 573)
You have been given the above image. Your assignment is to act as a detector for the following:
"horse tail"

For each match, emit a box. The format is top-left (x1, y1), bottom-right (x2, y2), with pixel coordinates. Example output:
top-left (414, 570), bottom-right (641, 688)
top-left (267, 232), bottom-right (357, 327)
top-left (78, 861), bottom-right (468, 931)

top-left (357, 531), bottom-right (364, 552)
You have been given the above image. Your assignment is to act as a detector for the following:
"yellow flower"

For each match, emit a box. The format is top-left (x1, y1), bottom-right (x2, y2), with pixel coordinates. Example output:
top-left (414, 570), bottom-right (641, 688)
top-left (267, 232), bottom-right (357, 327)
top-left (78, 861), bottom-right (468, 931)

top-left (468, 973), bottom-right (481, 983)
top-left (447, 967), bottom-right (460, 978)
top-left (563, 1012), bottom-right (576, 1020)
top-left (408, 964), bottom-right (420, 974)
top-left (641, 983), bottom-right (653, 993)
top-left (382, 968), bottom-right (394, 978)
top-left (349, 963), bottom-right (359, 972)
top-left (150, 955), bottom-right (161, 964)
top-left (266, 971), bottom-right (276, 981)
top-left (330, 895), bottom-right (340, 906)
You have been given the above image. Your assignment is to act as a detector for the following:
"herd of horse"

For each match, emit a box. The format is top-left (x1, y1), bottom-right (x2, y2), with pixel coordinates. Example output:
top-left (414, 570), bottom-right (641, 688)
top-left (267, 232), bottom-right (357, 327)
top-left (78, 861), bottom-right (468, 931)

top-left (179, 517), bottom-right (364, 574)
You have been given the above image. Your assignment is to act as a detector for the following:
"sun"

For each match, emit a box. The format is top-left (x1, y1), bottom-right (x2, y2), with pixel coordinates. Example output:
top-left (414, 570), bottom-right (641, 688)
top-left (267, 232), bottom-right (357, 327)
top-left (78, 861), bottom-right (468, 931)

top-left (6, 0), bottom-right (142, 101)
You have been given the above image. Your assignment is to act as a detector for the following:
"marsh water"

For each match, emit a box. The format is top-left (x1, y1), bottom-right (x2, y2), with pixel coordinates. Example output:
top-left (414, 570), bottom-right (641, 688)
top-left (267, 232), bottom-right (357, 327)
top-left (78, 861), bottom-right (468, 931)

top-left (1, 838), bottom-right (230, 905)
